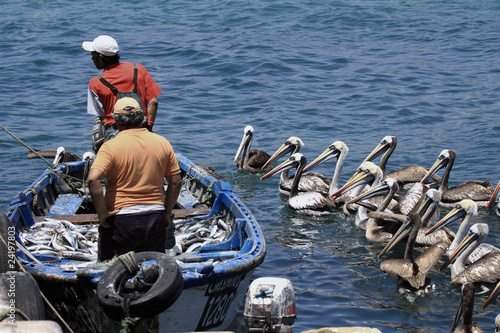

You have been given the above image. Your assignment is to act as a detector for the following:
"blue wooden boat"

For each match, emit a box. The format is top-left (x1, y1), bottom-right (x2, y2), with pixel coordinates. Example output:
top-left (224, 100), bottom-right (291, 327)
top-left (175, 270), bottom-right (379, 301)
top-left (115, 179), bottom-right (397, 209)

top-left (4, 152), bottom-right (266, 332)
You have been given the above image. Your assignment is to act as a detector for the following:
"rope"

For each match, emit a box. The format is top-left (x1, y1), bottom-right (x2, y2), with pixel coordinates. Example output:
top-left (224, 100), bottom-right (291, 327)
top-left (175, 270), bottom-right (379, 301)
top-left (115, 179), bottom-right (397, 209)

top-left (0, 308), bottom-right (30, 321)
top-left (118, 252), bottom-right (138, 274)
top-left (119, 297), bottom-right (138, 333)
top-left (0, 123), bottom-right (54, 167)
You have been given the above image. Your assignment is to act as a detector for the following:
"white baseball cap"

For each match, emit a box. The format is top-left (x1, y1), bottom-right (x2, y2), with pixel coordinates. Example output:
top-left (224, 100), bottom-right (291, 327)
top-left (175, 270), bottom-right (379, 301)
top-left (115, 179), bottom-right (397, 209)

top-left (82, 35), bottom-right (119, 56)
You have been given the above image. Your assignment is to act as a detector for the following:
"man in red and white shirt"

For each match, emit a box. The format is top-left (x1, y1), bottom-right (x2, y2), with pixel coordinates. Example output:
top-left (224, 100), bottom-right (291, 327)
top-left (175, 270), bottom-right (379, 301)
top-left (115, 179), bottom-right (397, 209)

top-left (82, 35), bottom-right (162, 144)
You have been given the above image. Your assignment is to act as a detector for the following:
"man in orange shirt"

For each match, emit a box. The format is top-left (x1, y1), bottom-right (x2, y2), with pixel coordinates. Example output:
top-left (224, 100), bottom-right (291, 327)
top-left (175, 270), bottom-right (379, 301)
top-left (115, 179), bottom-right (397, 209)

top-left (82, 35), bottom-right (162, 149)
top-left (87, 97), bottom-right (181, 261)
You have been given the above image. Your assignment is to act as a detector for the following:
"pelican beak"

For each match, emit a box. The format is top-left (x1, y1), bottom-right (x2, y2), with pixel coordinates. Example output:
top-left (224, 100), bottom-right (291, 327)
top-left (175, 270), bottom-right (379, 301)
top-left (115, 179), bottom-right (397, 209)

top-left (420, 154), bottom-right (448, 184)
top-left (234, 132), bottom-right (251, 163)
top-left (363, 140), bottom-right (390, 163)
top-left (452, 283), bottom-right (472, 332)
top-left (440, 230), bottom-right (479, 271)
top-left (378, 215), bottom-right (412, 258)
top-left (425, 204), bottom-right (465, 235)
top-left (483, 281), bottom-right (500, 309)
top-left (262, 141), bottom-right (294, 169)
top-left (303, 145), bottom-right (340, 172)
top-left (487, 180), bottom-right (500, 209)
top-left (330, 167), bottom-right (373, 199)
top-left (260, 157), bottom-right (298, 181)
top-left (347, 180), bottom-right (391, 205)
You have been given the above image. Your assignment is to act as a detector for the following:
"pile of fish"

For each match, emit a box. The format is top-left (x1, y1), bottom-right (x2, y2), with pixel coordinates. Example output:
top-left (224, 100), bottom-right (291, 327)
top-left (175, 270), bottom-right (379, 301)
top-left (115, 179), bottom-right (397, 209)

top-left (19, 214), bottom-right (233, 263)
top-left (20, 219), bottom-right (99, 262)
top-left (170, 214), bottom-right (232, 255)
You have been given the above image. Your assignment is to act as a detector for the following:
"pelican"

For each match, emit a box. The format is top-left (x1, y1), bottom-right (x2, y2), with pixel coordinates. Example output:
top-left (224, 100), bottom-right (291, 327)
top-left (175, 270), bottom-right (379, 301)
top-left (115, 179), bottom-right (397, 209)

top-left (351, 184), bottom-right (452, 245)
top-left (234, 125), bottom-right (272, 173)
top-left (378, 212), bottom-right (448, 293)
top-left (261, 136), bottom-right (331, 195)
top-left (302, 141), bottom-right (350, 195)
top-left (420, 149), bottom-right (494, 207)
top-left (440, 223), bottom-right (500, 288)
top-left (426, 199), bottom-right (499, 264)
top-left (451, 282), bottom-right (483, 333)
top-left (260, 153), bottom-right (337, 216)
top-left (486, 180), bottom-right (500, 217)
top-left (347, 135), bottom-right (441, 188)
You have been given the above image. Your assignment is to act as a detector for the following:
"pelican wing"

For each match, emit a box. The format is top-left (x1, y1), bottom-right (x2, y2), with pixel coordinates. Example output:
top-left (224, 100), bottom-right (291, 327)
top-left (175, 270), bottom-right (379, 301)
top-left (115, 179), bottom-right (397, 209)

top-left (414, 242), bottom-right (448, 274)
top-left (443, 181), bottom-right (494, 203)
top-left (387, 165), bottom-right (441, 185)
top-left (416, 228), bottom-right (455, 247)
top-left (452, 252), bottom-right (500, 287)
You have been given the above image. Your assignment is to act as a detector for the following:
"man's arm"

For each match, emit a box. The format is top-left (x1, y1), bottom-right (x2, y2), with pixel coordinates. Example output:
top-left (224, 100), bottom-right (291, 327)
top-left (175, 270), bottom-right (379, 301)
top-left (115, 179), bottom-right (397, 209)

top-left (88, 168), bottom-right (118, 227)
top-left (164, 173), bottom-right (182, 228)
top-left (147, 97), bottom-right (159, 124)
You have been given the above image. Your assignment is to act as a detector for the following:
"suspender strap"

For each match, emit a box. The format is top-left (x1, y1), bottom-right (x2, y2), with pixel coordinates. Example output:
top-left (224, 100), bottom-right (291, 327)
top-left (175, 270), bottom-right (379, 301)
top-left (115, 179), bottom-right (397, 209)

top-left (98, 63), bottom-right (138, 94)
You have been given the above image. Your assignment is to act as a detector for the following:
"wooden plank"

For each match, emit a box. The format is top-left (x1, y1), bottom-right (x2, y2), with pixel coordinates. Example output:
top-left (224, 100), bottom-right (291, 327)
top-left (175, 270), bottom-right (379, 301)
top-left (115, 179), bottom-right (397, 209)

top-left (33, 208), bottom-right (211, 224)
top-left (47, 194), bottom-right (84, 216)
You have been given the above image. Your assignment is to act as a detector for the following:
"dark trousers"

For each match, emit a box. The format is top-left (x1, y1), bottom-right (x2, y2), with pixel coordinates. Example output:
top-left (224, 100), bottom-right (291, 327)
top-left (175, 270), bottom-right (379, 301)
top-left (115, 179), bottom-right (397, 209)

top-left (98, 211), bottom-right (166, 261)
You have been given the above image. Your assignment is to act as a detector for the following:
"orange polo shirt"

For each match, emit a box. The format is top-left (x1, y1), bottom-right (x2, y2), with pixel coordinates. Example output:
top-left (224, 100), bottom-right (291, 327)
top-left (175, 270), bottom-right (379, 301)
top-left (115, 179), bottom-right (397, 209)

top-left (91, 128), bottom-right (180, 211)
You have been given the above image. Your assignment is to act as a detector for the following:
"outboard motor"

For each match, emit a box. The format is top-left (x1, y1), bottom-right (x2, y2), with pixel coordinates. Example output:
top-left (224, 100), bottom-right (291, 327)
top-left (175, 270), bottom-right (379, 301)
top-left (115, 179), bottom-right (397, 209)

top-left (244, 277), bottom-right (296, 333)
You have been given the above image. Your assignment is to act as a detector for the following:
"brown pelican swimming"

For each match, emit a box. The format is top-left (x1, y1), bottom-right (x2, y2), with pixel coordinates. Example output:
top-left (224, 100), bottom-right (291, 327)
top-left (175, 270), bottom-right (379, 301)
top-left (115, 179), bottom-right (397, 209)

top-left (486, 180), bottom-right (500, 217)
top-left (348, 135), bottom-right (441, 188)
top-left (378, 212), bottom-right (448, 294)
top-left (440, 223), bottom-right (500, 288)
top-left (351, 183), bottom-right (452, 245)
top-left (426, 199), bottom-right (499, 264)
top-left (302, 141), bottom-right (350, 196)
top-left (261, 136), bottom-right (331, 195)
top-left (420, 149), bottom-right (494, 207)
top-left (260, 153), bottom-right (338, 216)
top-left (451, 282), bottom-right (483, 333)
top-left (27, 146), bottom-right (82, 164)
top-left (234, 125), bottom-right (272, 173)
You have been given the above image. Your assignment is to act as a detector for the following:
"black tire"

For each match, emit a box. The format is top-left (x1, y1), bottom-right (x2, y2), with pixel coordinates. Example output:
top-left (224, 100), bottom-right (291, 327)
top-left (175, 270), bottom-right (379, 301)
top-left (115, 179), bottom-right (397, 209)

top-left (0, 212), bottom-right (18, 273)
top-left (97, 251), bottom-right (183, 321)
top-left (0, 271), bottom-right (45, 320)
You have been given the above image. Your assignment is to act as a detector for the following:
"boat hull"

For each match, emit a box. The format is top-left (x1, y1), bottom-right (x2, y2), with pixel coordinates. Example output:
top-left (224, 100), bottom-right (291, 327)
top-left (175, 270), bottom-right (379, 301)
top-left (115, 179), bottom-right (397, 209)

top-left (4, 153), bottom-right (266, 332)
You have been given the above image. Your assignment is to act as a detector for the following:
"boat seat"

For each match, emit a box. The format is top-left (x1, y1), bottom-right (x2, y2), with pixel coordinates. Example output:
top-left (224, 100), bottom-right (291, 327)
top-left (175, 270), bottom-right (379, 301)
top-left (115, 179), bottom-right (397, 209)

top-left (46, 194), bottom-right (83, 216)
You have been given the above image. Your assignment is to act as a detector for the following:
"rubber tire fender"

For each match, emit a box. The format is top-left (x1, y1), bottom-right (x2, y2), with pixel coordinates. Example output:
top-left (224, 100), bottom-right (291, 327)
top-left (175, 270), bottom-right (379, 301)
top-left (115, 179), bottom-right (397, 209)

top-left (97, 251), bottom-right (184, 321)
top-left (0, 212), bottom-right (18, 273)
top-left (0, 271), bottom-right (45, 320)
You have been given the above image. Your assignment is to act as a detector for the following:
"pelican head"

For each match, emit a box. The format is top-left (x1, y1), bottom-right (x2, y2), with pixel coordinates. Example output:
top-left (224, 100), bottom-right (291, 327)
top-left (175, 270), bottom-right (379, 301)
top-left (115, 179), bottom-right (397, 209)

top-left (420, 149), bottom-right (456, 184)
top-left (260, 153), bottom-right (304, 181)
top-left (440, 223), bottom-right (488, 271)
top-left (53, 146), bottom-right (66, 165)
top-left (303, 141), bottom-right (348, 172)
top-left (234, 125), bottom-right (255, 163)
top-left (82, 152), bottom-right (96, 162)
top-left (330, 161), bottom-right (383, 199)
top-left (262, 136), bottom-right (304, 169)
top-left (425, 199), bottom-right (477, 236)
top-left (363, 135), bottom-right (397, 163)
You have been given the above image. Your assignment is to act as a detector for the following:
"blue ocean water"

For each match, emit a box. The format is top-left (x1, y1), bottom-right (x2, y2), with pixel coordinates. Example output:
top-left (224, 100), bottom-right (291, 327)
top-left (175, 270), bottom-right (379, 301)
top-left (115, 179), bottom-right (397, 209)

top-left (1, 0), bottom-right (500, 331)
